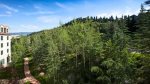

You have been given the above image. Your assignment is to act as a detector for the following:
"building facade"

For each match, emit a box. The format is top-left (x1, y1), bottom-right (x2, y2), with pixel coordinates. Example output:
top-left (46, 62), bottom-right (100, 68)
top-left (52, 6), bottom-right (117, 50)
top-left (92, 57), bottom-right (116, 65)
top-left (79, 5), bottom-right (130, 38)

top-left (0, 25), bottom-right (11, 67)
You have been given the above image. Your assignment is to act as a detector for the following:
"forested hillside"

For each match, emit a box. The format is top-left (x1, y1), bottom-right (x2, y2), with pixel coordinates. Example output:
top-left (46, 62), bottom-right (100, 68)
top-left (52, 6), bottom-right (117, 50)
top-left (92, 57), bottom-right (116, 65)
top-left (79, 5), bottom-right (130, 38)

top-left (11, 1), bottom-right (150, 84)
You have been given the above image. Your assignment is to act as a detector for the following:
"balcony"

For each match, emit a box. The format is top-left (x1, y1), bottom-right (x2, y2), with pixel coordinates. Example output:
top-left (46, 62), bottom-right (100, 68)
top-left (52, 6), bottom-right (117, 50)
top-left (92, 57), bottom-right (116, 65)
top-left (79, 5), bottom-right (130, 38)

top-left (0, 25), bottom-right (9, 35)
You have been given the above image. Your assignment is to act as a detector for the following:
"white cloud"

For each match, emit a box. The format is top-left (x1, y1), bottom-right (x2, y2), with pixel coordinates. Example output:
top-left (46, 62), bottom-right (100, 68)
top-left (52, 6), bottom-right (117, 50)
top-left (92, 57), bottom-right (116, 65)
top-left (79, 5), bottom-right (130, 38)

top-left (0, 3), bottom-right (18, 17)
top-left (145, 6), bottom-right (150, 10)
top-left (97, 7), bottom-right (140, 18)
top-left (24, 4), bottom-right (55, 15)
top-left (19, 24), bottom-right (41, 32)
top-left (33, 4), bottom-right (45, 11)
top-left (55, 2), bottom-right (68, 9)
top-left (36, 15), bottom-right (73, 30)
top-left (20, 24), bottom-right (39, 29)
top-left (0, 14), bottom-right (11, 17)
top-left (25, 11), bottom-right (54, 15)
top-left (0, 3), bottom-right (18, 12)
top-left (6, 11), bottom-right (12, 15)
top-left (55, 2), bottom-right (73, 11)
top-left (37, 16), bottom-right (59, 23)
top-left (0, 11), bottom-right (12, 17)
top-left (37, 15), bottom-right (72, 24)
top-left (34, 5), bottom-right (40, 9)
top-left (9, 24), bottom-right (40, 32)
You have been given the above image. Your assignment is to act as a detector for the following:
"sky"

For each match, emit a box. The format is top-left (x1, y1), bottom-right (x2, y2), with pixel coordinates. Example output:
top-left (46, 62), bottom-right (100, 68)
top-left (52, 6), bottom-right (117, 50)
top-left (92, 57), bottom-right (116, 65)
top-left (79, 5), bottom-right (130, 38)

top-left (0, 0), bottom-right (146, 32)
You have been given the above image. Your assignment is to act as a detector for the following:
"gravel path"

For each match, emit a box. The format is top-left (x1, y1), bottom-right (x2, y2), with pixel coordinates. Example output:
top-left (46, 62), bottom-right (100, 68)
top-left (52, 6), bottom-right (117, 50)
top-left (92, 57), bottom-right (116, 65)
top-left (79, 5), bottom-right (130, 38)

top-left (22, 57), bottom-right (40, 84)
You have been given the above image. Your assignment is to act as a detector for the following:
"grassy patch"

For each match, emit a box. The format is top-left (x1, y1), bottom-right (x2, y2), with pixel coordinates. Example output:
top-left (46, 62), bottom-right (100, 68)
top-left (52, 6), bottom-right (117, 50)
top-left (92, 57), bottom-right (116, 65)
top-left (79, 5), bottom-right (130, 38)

top-left (0, 69), bottom-right (12, 79)
top-left (14, 59), bottom-right (25, 79)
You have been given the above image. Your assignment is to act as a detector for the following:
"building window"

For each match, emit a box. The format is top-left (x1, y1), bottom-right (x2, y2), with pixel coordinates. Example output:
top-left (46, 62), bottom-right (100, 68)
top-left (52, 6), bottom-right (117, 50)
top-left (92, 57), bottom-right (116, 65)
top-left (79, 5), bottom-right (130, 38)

top-left (4, 28), bottom-right (6, 33)
top-left (0, 60), bottom-right (2, 66)
top-left (1, 43), bottom-right (3, 48)
top-left (7, 36), bottom-right (9, 40)
top-left (1, 36), bottom-right (3, 40)
top-left (7, 55), bottom-right (10, 63)
top-left (1, 59), bottom-right (4, 64)
top-left (1, 50), bottom-right (3, 55)
top-left (7, 42), bottom-right (8, 46)
top-left (7, 49), bottom-right (9, 53)
top-left (1, 28), bottom-right (3, 32)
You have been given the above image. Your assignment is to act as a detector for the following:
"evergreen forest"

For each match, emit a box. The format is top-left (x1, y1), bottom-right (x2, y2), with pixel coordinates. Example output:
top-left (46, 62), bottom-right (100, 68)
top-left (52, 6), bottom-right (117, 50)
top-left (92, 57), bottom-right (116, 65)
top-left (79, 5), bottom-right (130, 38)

top-left (10, 0), bottom-right (150, 84)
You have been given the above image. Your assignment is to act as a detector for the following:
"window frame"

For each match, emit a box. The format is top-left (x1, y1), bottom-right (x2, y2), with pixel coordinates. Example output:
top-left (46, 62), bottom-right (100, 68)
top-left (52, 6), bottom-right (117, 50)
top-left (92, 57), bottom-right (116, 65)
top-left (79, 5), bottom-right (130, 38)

top-left (1, 50), bottom-right (3, 55)
top-left (1, 36), bottom-right (3, 40)
top-left (1, 43), bottom-right (3, 48)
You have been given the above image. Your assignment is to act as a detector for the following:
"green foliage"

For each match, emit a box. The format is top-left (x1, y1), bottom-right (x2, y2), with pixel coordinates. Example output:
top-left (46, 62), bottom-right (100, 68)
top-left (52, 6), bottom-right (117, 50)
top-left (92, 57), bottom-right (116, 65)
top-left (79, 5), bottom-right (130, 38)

top-left (136, 12), bottom-right (150, 53)
top-left (91, 66), bottom-right (102, 74)
top-left (25, 81), bottom-right (30, 84)
top-left (11, 6), bottom-right (150, 83)
top-left (11, 20), bottom-right (131, 84)
top-left (0, 69), bottom-right (12, 79)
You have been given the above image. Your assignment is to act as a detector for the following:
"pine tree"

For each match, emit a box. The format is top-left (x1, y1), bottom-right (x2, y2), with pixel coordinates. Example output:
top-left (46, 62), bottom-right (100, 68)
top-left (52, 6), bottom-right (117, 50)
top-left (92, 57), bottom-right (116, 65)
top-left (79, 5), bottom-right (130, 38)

top-left (136, 12), bottom-right (150, 53)
top-left (145, 0), bottom-right (150, 5)
top-left (140, 4), bottom-right (145, 13)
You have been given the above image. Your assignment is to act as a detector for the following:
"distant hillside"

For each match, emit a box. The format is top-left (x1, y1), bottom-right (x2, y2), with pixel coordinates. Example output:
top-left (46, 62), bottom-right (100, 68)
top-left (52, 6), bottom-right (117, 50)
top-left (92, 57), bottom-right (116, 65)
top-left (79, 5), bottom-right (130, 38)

top-left (9, 32), bottom-right (32, 36)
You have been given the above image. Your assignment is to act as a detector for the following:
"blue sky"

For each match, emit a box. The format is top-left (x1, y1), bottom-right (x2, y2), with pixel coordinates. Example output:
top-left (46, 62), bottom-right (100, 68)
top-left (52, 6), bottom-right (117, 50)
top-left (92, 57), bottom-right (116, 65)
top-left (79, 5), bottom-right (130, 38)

top-left (0, 0), bottom-right (146, 32)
